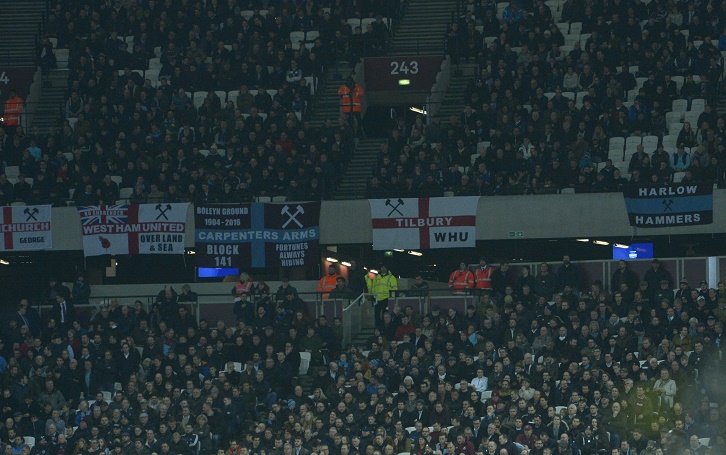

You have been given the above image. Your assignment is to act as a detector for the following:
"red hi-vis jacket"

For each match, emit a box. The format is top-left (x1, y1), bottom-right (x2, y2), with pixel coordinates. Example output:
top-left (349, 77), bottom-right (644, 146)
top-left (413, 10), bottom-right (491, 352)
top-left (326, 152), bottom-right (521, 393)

top-left (337, 84), bottom-right (364, 113)
top-left (448, 269), bottom-right (474, 294)
top-left (3, 96), bottom-right (23, 126)
top-left (475, 266), bottom-right (494, 289)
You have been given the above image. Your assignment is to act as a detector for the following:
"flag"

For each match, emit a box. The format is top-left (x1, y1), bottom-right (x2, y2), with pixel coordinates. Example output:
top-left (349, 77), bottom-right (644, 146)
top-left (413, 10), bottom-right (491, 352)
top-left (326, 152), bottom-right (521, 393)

top-left (0, 205), bottom-right (52, 250)
top-left (623, 183), bottom-right (713, 227)
top-left (78, 204), bottom-right (189, 256)
top-left (370, 197), bottom-right (479, 250)
top-left (195, 202), bottom-right (320, 268)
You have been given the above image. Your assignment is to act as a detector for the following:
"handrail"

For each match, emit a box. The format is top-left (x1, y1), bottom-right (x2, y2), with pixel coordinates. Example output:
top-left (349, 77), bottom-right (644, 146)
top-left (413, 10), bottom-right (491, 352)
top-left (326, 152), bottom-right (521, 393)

top-left (342, 292), bottom-right (376, 347)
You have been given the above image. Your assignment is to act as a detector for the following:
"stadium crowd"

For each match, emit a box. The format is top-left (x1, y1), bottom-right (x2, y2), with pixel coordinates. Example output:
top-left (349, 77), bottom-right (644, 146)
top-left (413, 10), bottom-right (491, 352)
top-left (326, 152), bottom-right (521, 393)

top-left (368, 0), bottom-right (726, 197)
top-left (0, 0), bottom-right (400, 206)
top-left (0, 258), bottom-right (720, 455)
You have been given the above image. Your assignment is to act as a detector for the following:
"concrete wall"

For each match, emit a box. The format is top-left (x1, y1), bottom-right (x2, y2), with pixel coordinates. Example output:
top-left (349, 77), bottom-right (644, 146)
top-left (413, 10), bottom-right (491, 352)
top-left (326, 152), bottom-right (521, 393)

top-left (46, 191), bottom-right (726, 251)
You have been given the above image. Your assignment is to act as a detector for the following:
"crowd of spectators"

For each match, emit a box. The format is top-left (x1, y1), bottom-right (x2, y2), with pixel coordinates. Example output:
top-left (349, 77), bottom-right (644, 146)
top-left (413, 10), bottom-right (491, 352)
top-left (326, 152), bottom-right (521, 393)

top-left (0, 258), bottom-right (722, 455)
top-left (370, 0), bottom-right (726, 197)
top-left (0, 0), bottom-right (401, 206)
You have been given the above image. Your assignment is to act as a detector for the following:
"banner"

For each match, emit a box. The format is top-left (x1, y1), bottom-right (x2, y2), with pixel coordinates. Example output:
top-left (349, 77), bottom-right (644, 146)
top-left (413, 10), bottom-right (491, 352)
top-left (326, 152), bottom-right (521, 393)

top-left (623, 183), bottom-right (713, 227)
top-left (195, 202), bottom-right (320, 268)
top-left (78, 204), bottom-right (189, 256)
top-left (0, 205), bottom-right (52, 250)
top-left (370, 197), bottom-right (479, 250)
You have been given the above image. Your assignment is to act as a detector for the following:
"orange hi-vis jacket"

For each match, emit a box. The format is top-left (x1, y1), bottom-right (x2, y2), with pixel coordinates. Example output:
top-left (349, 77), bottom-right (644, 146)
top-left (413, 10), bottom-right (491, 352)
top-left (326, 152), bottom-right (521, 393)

top-left (337, 84), bottom-right (364, 113)
top-left (448, 269), bottom-right (474, 294)
top-left (474, 266), bottom-right (494, 289)
top-left (4, 96), bottom-right (23, 126)
top-left (318, 273), bottom-right (339, 299)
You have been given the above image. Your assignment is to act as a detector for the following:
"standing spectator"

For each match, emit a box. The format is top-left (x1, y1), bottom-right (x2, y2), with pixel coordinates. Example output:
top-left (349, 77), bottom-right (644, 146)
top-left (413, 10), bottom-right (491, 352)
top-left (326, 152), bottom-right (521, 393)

top-left (52, 294), bottom-right (74, 330)
top-left (3, 90), bottom-right (23, 135)
top-left (367, 265), bottom-right (398, 328)
top-left (71, 272), bottom-right (91, 307)
top-left (535, 263), bottom-right (557, 300)
top-left (337, 77), bottom-right (365, 138)
top-left (611, 260), bottom-right (640, 293)
top-left (347, 260), bottom-right (368, 296)
top-left (449, 261), bottom-right (474, 295)
top-left (643, 259), bottom-right (672, 295)
top-left (474, 257), bottom-right (495, 294)
top-left (557, 255), bottom-right (580, 293)
top-left (317, 265), bottom-right (339, 300)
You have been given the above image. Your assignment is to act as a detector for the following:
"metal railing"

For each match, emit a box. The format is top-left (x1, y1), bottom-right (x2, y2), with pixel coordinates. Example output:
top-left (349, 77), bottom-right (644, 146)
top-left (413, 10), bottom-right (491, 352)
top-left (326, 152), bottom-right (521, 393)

top-left (35, 291), bottom-right (370, 345)
top-left (391, 289), bottom-right (477, 316)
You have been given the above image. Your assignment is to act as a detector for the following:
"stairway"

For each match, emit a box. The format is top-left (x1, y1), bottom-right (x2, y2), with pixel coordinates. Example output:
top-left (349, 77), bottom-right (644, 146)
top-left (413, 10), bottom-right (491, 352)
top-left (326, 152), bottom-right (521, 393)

top-left (32, 70), bottom-right (68, 133)
top-left (433, 63), bottom-right (479, 120)
top-left (389, 0), bottom-right (459, 56)
top-left (0, 0), bottom-right (48, 66)
top-left (334, 138), bottom-right (381, 199)
top-left (308, 63), bottom-right (353, 128)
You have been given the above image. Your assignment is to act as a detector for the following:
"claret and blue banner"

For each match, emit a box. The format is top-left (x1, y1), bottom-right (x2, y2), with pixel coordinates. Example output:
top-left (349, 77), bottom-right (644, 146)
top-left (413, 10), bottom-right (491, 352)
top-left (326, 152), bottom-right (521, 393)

top-left (194, 202), bottom-right (320, 268)
top-left (623, 183), bottom-right (713, 227)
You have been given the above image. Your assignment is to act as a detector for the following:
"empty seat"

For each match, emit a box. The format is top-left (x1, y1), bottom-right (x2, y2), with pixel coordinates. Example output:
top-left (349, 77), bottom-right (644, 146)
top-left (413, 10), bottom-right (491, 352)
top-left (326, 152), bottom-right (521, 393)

top-left (669, 122), bottom-right (684, 135)
top-left (290, 31), bottom-right (305, 44)
top-left (642, 136), bottom-right (659, 151)
top-left (625, 136), bottom-right (642, 150)
top-left (691, 98), bottom-right (706, 112)
top-left (672, 99), bottom-right (688, 112)
top-left (4, 166), bottom-right (19, 179)
top-left (666, 111), bottom-right (683, 126)
top-left (55, 49), bottom-right (69, 68)
top-left (193, 91), bottom-right (207, 109)
top-left (145, 69), bottom-right (160, 82)
top-left (608, 137), bottom-right (625, 152)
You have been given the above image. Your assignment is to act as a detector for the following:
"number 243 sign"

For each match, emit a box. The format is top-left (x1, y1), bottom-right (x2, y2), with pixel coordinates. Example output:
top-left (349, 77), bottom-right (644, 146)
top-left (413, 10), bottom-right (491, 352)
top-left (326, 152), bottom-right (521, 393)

top-left (364, 56), bottom-right (443, 91)
top-left (0, 68), bottom-right (36, 98)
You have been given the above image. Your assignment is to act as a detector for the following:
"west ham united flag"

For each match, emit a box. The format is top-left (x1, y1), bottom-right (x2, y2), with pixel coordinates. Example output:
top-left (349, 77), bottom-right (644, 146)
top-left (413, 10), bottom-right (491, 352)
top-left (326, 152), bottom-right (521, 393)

top-left (369, 197), bottom-right (479, 250)
top-left (623, 183), bottom-right (713, 227)
top-left (78, 204), bottom-right (189, 256)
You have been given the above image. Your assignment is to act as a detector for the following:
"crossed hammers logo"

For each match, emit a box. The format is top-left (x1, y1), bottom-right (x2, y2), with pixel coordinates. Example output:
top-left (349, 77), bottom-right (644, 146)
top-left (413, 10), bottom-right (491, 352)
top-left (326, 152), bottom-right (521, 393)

top-left (281, 205), bottom-right (305, 228)
top-left (23, 207), bottom-right (39, 221)
top-left (155, 204), bottom-right (172, 220)
top-left (385, 198), bottom-right (405, 216)
top-left (662, 199), bottom-right (674, 212)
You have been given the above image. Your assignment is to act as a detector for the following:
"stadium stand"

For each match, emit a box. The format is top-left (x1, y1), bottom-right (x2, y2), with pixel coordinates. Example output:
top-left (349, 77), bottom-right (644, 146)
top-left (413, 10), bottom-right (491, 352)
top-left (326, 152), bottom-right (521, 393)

top-left (0, 256), bottom-right (721, 455)
top-left (0, 0), bottom-right (724, 455)
top-left (365, 0), bottom-right (726, 197)
top-left (1, 0), bottom-right (402, 205)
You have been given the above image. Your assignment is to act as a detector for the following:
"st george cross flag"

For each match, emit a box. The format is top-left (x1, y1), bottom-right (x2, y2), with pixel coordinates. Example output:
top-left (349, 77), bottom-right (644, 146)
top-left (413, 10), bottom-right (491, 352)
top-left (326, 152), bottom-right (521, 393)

top-left (622, 183), bottom-right (713, 227)
top-left (370, 197), bottom-right (479, 250)
top-left (0, 205), bottom-right (52, 250)
top-left (78, 204), bottom-right (189, 256)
